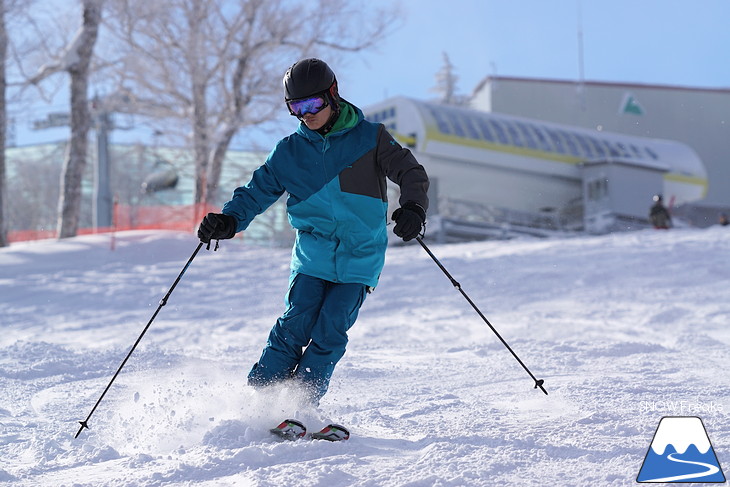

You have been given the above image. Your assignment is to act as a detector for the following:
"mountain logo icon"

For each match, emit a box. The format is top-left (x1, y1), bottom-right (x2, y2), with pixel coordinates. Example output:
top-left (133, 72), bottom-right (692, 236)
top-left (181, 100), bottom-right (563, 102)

top-left (637, 416), bottom-right (726, 483)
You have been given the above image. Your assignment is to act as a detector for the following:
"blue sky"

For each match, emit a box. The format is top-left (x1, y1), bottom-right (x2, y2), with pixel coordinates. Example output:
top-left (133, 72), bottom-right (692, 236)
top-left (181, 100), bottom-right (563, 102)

top-left (341, 0), bottom-right (730, 107)
top-left (12, 0), bottom-right (730, 148)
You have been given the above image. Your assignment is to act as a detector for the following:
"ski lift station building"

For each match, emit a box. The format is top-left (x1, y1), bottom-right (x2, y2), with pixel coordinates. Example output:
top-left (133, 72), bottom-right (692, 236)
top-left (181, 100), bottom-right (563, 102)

top-left (364, 97), bottom-right (707, 235)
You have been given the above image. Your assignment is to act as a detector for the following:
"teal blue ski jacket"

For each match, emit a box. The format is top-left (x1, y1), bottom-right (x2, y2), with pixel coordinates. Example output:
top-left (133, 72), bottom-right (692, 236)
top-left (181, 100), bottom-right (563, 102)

top-left (221, 102), bottom-right (429, 287)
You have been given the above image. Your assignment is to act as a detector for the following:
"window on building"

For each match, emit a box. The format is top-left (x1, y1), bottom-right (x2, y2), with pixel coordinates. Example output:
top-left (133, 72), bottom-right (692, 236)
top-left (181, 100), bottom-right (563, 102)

top-left (587, 178), bottom-right (609, 201)
top-left (428, 106), bottom-right (452, 135)
top-left (587, 137), bottom-right (607, 157)
top-left (629, 144), bottom-right (644, 159)
top-left (515, 122), bottom-right (539, 149)
top-left (604, 141), bottom-right (621, 158)
top-left (573, 134), bottom-right (595, 159)
top-left (531, 125), bottom-right (554, 152)
top-left (476, 118), bottom-right (496, 142)
top-left (558, 130), bottom-right (582, 157)
top-left (644, 147), bottom-right (659, 160)
top-left (616, 142), bottom-right (632, 158)
top-left (460, 112), bottom-right (482, 141)
top-left (488, 120), bottom-right (509, 144)
top-left (443, 110), bottom-right (467, 137)
top-left (545, 128), bottom-right (567, 154)
top-left (503, 121), bottom-right (524, 147)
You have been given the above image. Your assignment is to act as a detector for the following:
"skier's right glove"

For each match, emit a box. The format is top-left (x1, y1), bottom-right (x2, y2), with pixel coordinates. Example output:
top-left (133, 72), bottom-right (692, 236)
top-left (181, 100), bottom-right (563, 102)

top-left (197, 213), bottom-right (237, 243)
top-left (391, 201), bottom-right (426, 241)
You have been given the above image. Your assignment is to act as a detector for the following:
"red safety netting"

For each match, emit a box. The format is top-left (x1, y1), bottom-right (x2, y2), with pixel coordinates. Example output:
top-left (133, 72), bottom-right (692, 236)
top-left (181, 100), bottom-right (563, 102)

top-left (8, 202), bottom-right (218, 243)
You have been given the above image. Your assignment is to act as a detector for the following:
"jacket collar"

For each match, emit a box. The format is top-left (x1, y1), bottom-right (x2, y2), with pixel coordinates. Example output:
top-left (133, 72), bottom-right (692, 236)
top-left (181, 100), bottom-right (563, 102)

top-left (296, 100), bottom-right (364, 142)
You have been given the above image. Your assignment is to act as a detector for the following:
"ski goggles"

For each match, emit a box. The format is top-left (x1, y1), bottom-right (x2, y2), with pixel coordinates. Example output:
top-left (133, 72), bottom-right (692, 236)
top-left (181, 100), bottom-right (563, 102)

top-left (287, 95), bottom-right (328, 117)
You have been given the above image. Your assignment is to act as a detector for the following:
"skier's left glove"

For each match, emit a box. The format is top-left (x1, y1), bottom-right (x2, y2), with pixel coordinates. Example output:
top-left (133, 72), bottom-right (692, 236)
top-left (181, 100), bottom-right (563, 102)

top-left (391, 201), bottom-right (426, 241)
top-left (197, 213), bottom-right (237, 243)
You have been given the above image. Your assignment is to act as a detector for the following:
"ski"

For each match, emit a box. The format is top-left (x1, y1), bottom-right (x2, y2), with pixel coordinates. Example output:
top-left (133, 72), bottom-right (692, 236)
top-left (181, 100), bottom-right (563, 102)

top-left (269, 419), bottom-right (350, 442)
top-left (269, 419), bottom-right (307, 440)
top-left (310, 423), bottom-right (350, 441)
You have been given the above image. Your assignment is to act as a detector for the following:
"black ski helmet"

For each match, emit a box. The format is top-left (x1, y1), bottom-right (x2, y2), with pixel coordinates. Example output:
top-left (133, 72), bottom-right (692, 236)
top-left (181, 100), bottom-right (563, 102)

top-left (283, 58), bottom-right (341, 134)
top-left (283, 58), bottom-right (338, 102)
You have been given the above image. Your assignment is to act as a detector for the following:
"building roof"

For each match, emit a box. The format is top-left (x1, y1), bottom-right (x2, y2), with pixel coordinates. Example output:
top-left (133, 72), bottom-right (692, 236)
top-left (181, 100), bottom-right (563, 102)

top-left (472, 75), bottom-right (730, 97)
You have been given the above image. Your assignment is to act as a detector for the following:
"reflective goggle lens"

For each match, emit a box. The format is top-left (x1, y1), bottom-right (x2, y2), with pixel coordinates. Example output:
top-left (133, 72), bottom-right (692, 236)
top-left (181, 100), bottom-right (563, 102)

top-left (287, 96), bottom-right (327, 116)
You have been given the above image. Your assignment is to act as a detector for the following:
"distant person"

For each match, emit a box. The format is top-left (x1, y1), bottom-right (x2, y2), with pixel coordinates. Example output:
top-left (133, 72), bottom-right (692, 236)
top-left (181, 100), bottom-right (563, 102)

top-left (720, 213), bottom-right (729, 226)
top-left (649, 194), bottom-right (672, 229)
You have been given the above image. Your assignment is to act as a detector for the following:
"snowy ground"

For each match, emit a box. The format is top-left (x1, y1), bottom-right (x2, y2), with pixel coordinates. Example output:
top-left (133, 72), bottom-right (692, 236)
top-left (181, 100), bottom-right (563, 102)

top-left (1, 228), bottom-right (729, 486)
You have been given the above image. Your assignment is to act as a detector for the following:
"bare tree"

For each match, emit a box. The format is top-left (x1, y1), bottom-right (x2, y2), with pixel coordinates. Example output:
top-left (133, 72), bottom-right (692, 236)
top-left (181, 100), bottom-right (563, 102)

top-left (104, 0), bottom-right (398, 205)
top-left (0, 0), bottom-right (8, 246)
top-left (18, 1), bottom-right (103, 238)
top-left (0, 0), bottom-right (29, 246)
top-left (6, 145), bottom-right (65, 234)
top-left (54, 1), bottom-right (103, 238)
top-left (431, 52), bottom-right (468, 106)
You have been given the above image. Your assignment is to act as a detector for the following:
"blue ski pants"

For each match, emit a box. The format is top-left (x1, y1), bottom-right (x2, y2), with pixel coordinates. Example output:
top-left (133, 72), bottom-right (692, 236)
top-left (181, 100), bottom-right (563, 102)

top-left (247, 273), bottom-right (367, 403)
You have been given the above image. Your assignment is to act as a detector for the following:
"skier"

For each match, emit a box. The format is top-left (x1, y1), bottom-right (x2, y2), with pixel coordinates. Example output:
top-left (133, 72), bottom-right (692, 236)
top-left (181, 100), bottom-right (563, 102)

top-left (197, 58), bottom-right (429, 408)
top-left (649, 194), bottom-right (672, 229)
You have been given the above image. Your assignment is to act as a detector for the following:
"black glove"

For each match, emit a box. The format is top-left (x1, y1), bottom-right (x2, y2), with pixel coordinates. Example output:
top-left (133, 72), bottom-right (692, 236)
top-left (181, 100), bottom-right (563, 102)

top-left (391, 202), bottom-right (426, 241)
top-left (197, 213), bottom-right (237, 243)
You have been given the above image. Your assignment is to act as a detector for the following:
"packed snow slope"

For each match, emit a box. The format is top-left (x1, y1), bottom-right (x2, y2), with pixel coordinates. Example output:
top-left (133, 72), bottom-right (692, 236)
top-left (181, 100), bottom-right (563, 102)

top-left (1, 228), bottom-right (729, 486)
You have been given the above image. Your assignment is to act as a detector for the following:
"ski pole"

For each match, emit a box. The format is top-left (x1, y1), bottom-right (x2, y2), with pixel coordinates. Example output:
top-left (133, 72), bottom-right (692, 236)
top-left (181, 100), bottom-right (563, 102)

top-left (75, 241), bottom-right (205, 438)
top-left (415, 236), bottom-right (548, 395)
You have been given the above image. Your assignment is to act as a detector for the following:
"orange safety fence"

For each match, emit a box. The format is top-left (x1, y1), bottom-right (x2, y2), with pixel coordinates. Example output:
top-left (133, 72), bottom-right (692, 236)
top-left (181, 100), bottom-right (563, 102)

top-left (8, 202), bottom-right (219, 243)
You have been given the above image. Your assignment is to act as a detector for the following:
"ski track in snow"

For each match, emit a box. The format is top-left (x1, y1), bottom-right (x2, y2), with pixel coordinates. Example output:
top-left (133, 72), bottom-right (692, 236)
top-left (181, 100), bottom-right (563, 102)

top-left (1, 228), bottom-right (729, 486)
